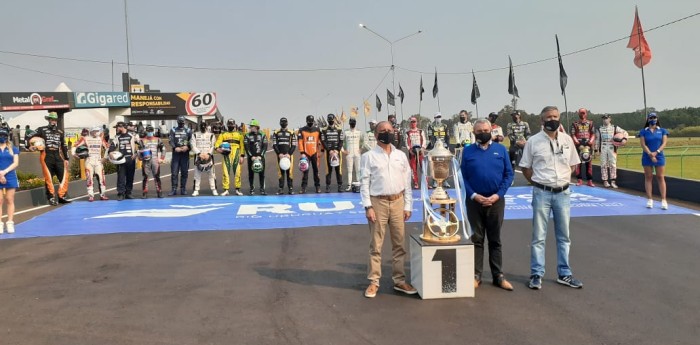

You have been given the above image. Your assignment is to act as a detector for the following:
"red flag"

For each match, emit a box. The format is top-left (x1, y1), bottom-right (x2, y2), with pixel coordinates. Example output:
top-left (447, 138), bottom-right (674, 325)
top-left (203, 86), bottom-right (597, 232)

top-left (626, 7), bottom-right (652, 68)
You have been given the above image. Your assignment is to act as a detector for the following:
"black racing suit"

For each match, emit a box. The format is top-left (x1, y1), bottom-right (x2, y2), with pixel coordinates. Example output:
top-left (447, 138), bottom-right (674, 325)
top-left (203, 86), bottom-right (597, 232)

top-left (169, 126), bottom-right (192, 193)
top-left (272, 128), bottom-right (296, 191)
top-left (506, 121), bottom-right (531, 168)
top-left (109, 132), bottom-right (136, 196)
top-left (390, 122), bottom-right (403, 149)
top-left (321, 125), bottom-right (344, 188)
top-left (244, 131), bottom-right (268, 191)
top-left (427, 122), bottom-right (450, 150)
top-left (32, 125), bottom-right (70, 200)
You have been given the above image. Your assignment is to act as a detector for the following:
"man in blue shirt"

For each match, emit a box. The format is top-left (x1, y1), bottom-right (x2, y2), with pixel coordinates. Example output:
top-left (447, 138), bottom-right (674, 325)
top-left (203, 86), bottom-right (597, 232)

top-left (460, 119), bottom-right (514, 291)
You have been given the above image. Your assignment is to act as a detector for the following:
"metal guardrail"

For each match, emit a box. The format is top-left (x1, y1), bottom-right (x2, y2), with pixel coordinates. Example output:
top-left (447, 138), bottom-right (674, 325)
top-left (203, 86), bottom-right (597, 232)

top-left (612, 145), bottom-right (700, 180)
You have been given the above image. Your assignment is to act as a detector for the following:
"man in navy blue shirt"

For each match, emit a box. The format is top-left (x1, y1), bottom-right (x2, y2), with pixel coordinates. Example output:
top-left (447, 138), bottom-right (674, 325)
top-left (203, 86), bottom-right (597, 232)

top-left (460, 119), bottom-right (514, 291)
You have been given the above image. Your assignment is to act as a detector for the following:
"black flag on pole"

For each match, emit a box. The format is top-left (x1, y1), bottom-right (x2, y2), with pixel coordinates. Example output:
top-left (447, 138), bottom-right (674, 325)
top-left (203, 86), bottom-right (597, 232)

top-left (419, 76), bottom-right (425, 101)
top-left (471, 71), bottom-right (480, 105)
top-left (556, 34), bottom-right (568, 95)
top-left (432, 68), bottom-right (439, 98)
top-left (398, 84), bottom-right (405, 104)
top-left (508, 56), bottom-right (520, 98)
top-left (387, 89), bottom-right (395, 106)
top-left (376, 94), bottom-right (382, 112)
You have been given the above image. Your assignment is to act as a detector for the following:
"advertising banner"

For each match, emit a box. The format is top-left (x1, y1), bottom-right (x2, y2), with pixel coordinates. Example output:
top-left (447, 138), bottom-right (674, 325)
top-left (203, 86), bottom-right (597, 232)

top-left (73, 92), bottom-right (130, 108)
top-left (130, 92), bottom-right (217, 116)
top-left (0, 92), bottom-right (71, 111)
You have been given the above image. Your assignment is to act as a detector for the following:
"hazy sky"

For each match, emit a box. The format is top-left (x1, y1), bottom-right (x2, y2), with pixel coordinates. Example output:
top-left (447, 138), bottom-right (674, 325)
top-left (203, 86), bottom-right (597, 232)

top-left (1, 0), bottom-right (699, 129)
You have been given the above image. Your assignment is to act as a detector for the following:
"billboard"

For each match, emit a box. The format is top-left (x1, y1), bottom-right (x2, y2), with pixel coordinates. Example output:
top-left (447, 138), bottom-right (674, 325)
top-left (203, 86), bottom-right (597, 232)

top-left (130, 92), bottom-right (217, 116)
top-left (73, 92), bottom-right (130, 108)
top-left (0, 92), bottom-right (71, 111)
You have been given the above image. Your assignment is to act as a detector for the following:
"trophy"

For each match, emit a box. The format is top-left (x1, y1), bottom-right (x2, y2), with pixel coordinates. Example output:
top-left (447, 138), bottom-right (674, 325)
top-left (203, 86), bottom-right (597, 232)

top-left (420, 138), bottom-right (470, 244)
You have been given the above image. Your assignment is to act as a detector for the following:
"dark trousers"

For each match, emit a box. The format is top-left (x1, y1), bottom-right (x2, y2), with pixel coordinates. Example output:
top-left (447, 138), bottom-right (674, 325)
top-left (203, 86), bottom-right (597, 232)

top-left (117, 157), bottom-right (135, 195)
top-left (277, 156), bottom-right (293, 189)
top-left (247, 156), bottom-right (265, 190)
top-left (171, 151), bottom-right (189, 191)
top-left (301, 153), bottom-right (320, 188)
top-left (325, 151), bottom-right (342, 187)
top-left (467, 197), bottom-right (505, 280)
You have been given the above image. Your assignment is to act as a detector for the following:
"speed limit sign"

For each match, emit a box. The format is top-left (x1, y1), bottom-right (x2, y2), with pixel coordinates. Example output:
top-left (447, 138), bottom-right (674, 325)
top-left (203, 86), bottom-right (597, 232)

top-left (186, 92), bottom-right (218, 115)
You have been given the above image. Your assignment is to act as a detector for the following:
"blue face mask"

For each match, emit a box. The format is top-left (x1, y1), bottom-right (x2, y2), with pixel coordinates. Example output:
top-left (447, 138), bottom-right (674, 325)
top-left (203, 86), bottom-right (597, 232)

top-left (0, 136), bottom-right (6, 144)
top-left (649, 119), bottom-right (657, 126)
top-left (146, 132), bottom-right (154, 137)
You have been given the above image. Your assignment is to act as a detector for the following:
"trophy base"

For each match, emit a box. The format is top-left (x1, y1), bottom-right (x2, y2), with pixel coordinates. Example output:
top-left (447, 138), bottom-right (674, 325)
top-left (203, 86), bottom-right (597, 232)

top-left (420, 234), bottom-right (462, 244)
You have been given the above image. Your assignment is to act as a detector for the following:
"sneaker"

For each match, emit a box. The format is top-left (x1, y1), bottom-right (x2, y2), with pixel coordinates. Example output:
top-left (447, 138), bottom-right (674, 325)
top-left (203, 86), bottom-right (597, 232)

top-left (235, 189), bottom-right (243, 196)
top-left (260, 189), bottom-right (267, 196)
top-left (276, 188), bottom-right (283, 195)
top-left (124, 194), bottom-right (134, 200)
top-left (431, 180), bottom-right (438, 188)
top-left (142, 193), bottom-right (148, 199)
top-left (58, 197), bottom-right (72, 204)
top-left (288, 189), bottom-right (295, 195)
top-left (603, 181), bottom-right (611, 188)
top-left (88, 196), bottom-right (94, 202)
top-left (249, 189), bottom-right (254, 196)
top-left (212, 190), bottom-right (218, 196)
top-left (100, 195), bottom-right (109, 201)
top-left (191, 190), bottom-right (199, 197)
top-left (345, 185), bottom-right (352, 192)
top-left (646, 199), bottom-right (653, 208)
top-left (364, 283), bottom-right (379, 298)
top-left (300, 188), bottom-right (306, 194)
top-left (326, 185), bottom-right (331, 193)
top-left (168, 190), bottom-right (177, 196)
top-left (117, 194), bottom-right (125, 201)
top-left (661, 200), bottom-right (668, 210)
top-left (413, 183), bottom-right (419, 189)
top-left (6, 221), bottom-right (14, 234)
top-left (576, 179), bottom-right (583, 186)
top-left (156, 192), bottom-right (163, 198)
top-left (338, 186), bottom-right (343, 193)
top-left (528, 275), bottom-right (542, 290)
top-left (442, 181), bottom-right (451, 188)
top-left (393, 282), bottom-right (418, 295)
top-left (221, 190), bottom-right (230, 196)
top-left (557, 275), bottom-right (583, 289)
top-left (315, 186), bottom-right (321, 193)
top-left (180, 189), bottom-right (186, 196)
top-left (610, 181), bottom-right (618, 189)
top-left (587, 180), bottom-right (594, 187)
top-left (494, 275), bottom-right (514, 291)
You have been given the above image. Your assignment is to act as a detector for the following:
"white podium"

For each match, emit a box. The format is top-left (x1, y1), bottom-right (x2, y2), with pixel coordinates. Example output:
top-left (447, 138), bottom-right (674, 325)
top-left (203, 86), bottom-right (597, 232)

top-left (409, 234), bottom-right (474, 299)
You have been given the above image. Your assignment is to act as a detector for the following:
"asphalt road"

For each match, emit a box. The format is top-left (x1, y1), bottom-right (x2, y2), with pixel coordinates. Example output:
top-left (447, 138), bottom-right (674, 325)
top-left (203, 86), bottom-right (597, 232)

top-left (1, 151), bottom-right (699, 345)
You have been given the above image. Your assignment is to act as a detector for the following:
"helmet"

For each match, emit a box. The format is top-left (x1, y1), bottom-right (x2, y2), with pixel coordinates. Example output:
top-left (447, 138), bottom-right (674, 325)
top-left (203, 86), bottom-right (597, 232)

top-left (81, 128), bottom-right (89, 136)
top-left (306, 115), bottom-right (315, 124)
top-left (145, 124), bottom-right (154, 132)
top-left (434, 112), bottom-right (442, 119)
top-left (90, 126), bottom-right (102, 136)
top-left (196, 154), bottom-right (213, 172)
top-left (250, 119), bottom-right (260, 127)
top-left (75, 145), bottom-right (89, 159)
top-left (280, 117), bottom-right (288, 128)
top-left (279, 156), bottom-right (291, 171)
top-left (327, 113), bottom-right (336, 122)
top-left (177, 115), bottom-right (186, 125)
top-left (219, 142), bottom-right (231, 155)
top-left (252, 157), bottom-right (264, 173)
top-left (351, 182), bottom-right (361, 193)
top-left (138, 149), bottom-right (152, 161)
top-left (29, 137), bottom-right (45, 151)
top-left (329, 151), bottom-right (340, 167)
top-left (109, 151), bottom-right (126, 164)
top-left (579, 146), bottom-right (591, 163)
top-left (488, 112), bottom-right (498, 121)
top-left (349, 118), bottom-right (356, 126)
top-left (299, 156), bottom-right (309, 172)
top-left (613, 132), bottom-right (628, 147)
top-left (45, 112), bottom-right (58, 120)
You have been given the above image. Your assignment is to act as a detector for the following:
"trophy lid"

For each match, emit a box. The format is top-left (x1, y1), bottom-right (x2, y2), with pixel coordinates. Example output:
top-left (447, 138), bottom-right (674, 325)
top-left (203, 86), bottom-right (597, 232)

top-left (427, 138), bottom-right (453, 159)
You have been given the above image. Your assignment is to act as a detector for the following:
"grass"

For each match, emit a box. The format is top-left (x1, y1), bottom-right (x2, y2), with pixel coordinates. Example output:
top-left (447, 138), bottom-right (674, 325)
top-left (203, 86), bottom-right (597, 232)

top-left (595, 137), bottom-right (700, 180)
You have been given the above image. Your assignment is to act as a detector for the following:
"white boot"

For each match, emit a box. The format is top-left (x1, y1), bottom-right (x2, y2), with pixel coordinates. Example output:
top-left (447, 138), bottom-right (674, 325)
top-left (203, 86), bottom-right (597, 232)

top-left (212, 190), bottom-right (219, 196)
top-left (221, 190), bottom-right (229, 196)
top-left (6, 221), bottom-right (14, 234)
top-left (192, 190), bottom-right (199, 197)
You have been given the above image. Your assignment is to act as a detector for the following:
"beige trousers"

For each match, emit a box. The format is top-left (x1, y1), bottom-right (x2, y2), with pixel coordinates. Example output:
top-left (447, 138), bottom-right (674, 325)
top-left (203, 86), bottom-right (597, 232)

top-left (367, 196), bottom-right (407, 286)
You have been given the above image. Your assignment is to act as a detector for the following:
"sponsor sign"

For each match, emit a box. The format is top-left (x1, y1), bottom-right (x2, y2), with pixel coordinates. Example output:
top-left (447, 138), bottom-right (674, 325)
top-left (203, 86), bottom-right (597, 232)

top-left (130, 92), bottom-right (217, 116)
top-left (0, 92), bottom-right (71, 111)
top-left (73, 92), bottom-right (130, 108)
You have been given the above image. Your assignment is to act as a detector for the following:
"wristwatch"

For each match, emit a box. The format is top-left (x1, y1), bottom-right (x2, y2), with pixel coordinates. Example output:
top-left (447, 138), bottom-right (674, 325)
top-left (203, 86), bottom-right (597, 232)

top-left (364, 206), bottom-right (373, 211)
top-left (656, 150), bottom-right (661, 154)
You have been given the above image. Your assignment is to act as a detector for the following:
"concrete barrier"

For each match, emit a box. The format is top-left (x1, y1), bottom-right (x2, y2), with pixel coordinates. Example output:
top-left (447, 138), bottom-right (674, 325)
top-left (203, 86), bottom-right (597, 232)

top-left (593, 164), bottom-right (699, 204)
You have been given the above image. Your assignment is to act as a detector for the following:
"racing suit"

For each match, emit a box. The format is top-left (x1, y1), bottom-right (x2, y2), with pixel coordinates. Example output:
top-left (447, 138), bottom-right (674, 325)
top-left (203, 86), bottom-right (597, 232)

top-left (362, 129), bottom-right (377, 152)
top-left (506, 121), bottom-right (531, 168)
top-left (32, 125), bottom-right (70, 201)
top-left (390, 122), bottom-right (403, 149)
top-left (244, 131), bottom-right (268, 192)
top-left (298, 125), bottom-right (322, 191)
top-left (169, 126), bottom-right (192, 194)
top-left (491, 124), bottom-right (504, 143)
top-left (343, 127), bottom-right (362, 188)
top-left (570, 119), bottom-right (596, 181)
top-left (215, 129), bottom-right (245, 192)
top-left (427, 121), bottom-right (450, 150)
top-left (138, 135), bottom-right (165, 196)
top-left (405, 127), bottom-right (427, 188)
top-left (109, 132), bottom-right (136, 197)
top-left (192, 130), bottom-right (217, 193)
top-left (597, 124), bottom-right (626, 183)
top-left (321, 125), bottom-right (344, 190)
top-left (453, 121), bottom-right (474, 162)
top-left (74, 135), bottom-right (108, 198)
top-left (273, 128), bottom-right (296, 191)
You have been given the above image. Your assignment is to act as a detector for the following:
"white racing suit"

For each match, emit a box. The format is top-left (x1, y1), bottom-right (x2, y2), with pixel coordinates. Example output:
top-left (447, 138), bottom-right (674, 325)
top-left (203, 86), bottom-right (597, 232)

top-left (79, 136), bottom-right (108, 197)
top-left (344, 128), bottom-right (362, 188)
top-left (597, 124), bottom-right (626, 183)
top-left (192, 130), bottom-right (217, 193)
top-left (453, 121), bottom-right (474, 162)
top-left (362, 129), bottom-right (376, 153)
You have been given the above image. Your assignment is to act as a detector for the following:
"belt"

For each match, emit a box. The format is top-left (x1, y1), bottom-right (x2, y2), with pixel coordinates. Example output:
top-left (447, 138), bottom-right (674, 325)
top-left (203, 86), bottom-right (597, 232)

top-left (532, 181), bottom-right (569, 193)
top-left (374, 191), bottom-right (404, 201)
top-left (46, 148), bottom-right (60, 151)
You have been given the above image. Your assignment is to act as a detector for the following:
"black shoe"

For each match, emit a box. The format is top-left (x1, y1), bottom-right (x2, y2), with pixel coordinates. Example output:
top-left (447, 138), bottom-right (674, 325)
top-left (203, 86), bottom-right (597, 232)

top-left (249, 189), bottom-right (254, 195)
top-left (157, 191), bottom-right (163, 198)
top-left (168, 190), bottom-right (177, 196)
top-left (300, 187), bottom-right (306, 194)
top-left (124, 194), bottom-right (134, 200)
top-left (338, 186), bottom-right (343, 193)
top-left (180, 189), bottom-right (187, 196)
top-left (142, 192), bottom-right (148, 199)
top-left (316, 187), bottom-right (321, 193)
top-left (557, 275), bottom-right (583, 289)
top-left (260, 189), bottom-right (267, 196)
top-left (276, 188), bottom-right (283, 195)
top-left (528, 275), bottom-right (542, 290)
top-left (288, 189), bottom-right (295, 195)
top-left (58, 197), bottom-right (71, 204)
top-left (117, 194), bottom-right (125, 201)
top-left (48, 198), bottom-right (58, 206)
top-left (326, 185), bottom-right (330, 193)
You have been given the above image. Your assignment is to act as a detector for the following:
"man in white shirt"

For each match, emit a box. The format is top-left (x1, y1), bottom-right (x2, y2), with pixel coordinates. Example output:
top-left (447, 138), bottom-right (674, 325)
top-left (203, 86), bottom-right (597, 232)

top-left (519, 106), bottom-right (583, 290)
top-left (360, 121), bottom-right (417, 298)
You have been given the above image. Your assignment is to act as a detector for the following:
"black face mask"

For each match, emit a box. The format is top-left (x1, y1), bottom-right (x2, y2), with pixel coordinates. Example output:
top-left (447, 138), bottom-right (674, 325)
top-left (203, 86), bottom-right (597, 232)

top-left (475, 132), bottom-right (492, 144)
top-left (543, 119), bottom-right (560, 132)
top-left (306, 121), bottom-right (314, 127)
top-left (377, 131), bottom-right (394, 145)
top-left (227, 125), bottom-right (236, 132)
top-left (460, 117), bottom-right (467, 123)
top-left (280, 121), bottom-right (288, 128)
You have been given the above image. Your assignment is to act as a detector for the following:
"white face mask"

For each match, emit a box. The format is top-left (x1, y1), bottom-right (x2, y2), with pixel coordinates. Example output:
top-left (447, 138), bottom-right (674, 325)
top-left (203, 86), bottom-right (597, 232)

top-left (603, 119), bottom-right (611, 125)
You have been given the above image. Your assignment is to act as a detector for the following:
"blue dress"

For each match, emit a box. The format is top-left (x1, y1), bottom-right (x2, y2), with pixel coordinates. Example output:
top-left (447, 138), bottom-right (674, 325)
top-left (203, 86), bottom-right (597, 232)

top-left (638, 127), bottom-right (668, 167)
top-left (0, 146), bottom-right (19, 189)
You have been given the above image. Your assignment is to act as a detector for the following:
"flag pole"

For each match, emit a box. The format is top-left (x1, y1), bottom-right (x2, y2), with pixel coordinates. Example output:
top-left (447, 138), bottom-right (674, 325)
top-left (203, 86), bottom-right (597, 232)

top-left (563, 90), bottom-right (570, 130)
top-left (637, 6), bottom-right (648, 117)
top-left (475, 102), bottom-right (479, 119)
